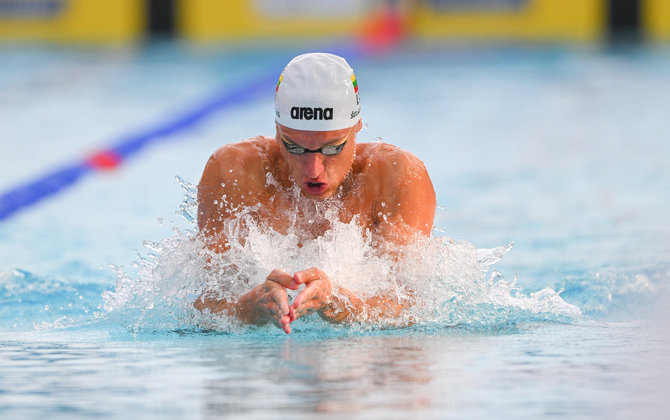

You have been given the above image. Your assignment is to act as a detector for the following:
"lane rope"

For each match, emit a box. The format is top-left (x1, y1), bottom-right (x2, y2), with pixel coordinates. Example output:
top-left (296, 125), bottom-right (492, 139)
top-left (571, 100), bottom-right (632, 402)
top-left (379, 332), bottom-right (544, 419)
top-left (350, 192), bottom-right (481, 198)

top-left (0, 73), bottom-right (276, 221)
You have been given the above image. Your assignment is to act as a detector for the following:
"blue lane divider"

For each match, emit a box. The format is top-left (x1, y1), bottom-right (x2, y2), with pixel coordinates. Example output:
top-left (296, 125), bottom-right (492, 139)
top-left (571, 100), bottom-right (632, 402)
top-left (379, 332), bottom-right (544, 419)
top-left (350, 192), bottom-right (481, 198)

top-left (0, 164), bottom-right (92, 221)
top-left (0, 71), bottom-right (277, 222)
top-left (0, 12), bottom-right (403, 223)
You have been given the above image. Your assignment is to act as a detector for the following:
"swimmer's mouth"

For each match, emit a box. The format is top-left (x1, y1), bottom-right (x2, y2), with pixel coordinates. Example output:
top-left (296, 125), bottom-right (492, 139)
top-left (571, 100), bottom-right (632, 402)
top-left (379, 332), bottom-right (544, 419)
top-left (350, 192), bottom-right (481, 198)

top-left (304, 181), bottom-right (328, 195)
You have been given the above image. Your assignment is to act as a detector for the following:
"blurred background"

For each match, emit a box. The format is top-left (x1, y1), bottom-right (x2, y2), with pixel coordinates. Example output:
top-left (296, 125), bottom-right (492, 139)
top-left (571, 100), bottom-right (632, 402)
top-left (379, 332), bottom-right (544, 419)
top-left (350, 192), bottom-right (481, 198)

top-left (2, 0), bottom-right (667, 187)
top-left (1, 0), bottom-right (669, 279)
top-left (0, 0), bottom-right (668, 44)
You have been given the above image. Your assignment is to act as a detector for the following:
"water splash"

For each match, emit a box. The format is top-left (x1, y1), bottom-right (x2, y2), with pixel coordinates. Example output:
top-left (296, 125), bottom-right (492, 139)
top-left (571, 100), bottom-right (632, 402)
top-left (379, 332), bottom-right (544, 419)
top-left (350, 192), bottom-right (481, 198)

top-left (559, 264), bottom-right (669, 321)
top-left (101, 178), bottom-right (582, 334)
top-left (175, 175), bottom-right (198, 224)
top-left (0, 269), bottom-right (107, 331)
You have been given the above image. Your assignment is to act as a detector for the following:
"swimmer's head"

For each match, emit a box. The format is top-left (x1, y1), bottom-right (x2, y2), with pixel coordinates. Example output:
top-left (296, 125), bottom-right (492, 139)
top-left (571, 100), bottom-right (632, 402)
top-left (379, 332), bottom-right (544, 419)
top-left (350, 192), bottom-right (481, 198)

top-left (275, 53), bottom-right (361, 132)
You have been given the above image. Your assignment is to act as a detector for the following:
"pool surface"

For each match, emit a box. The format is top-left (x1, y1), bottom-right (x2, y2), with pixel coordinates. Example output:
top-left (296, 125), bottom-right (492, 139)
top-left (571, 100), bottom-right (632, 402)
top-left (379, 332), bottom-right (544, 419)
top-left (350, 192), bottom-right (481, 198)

top-left (1, 43), bottom-right (669, 418)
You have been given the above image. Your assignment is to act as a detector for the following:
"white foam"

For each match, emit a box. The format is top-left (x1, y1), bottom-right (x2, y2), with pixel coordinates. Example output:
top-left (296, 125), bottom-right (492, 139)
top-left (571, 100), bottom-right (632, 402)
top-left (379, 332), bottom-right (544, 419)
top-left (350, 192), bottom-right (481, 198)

top-left (102, 179), bottom-right (581, 333)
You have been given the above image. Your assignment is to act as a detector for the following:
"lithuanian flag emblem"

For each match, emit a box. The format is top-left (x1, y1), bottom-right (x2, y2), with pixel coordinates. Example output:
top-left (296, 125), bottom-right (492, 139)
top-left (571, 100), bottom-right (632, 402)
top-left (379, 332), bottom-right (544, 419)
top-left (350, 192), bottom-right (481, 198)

top-left (351, 74), bottom-right (358, 93)
top-left (276, 74), bottom-right (283, 92)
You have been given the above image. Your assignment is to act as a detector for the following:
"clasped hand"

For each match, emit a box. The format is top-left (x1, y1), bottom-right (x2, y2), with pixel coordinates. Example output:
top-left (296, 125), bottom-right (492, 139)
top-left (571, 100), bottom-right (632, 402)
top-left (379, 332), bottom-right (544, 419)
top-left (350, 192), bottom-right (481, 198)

top-left (252, 267), bottom-right (333, 334)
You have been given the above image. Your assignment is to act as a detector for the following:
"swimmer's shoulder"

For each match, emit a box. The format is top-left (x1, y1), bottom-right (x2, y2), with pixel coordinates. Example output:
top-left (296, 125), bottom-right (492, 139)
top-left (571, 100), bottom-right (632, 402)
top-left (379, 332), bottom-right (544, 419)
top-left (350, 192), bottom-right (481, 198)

top-left (356, 142), bottom-right (436, 234)
top-left (204, 136), bottom-right (279, 185)
top-left (356, 142), bottom-right (430, 183)
top-left (209, 136), bottom-right (277, 167)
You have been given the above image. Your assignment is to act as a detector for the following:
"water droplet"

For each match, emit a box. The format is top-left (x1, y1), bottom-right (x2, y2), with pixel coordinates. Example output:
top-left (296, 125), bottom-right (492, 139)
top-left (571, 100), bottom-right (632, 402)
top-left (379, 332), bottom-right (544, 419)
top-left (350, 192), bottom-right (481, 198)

top-left (374, 136), bottom-right (382, 143)
top-left (157, 218), bottom-right (163, 224)
top-left (381, 202), bottom-right (386, 207)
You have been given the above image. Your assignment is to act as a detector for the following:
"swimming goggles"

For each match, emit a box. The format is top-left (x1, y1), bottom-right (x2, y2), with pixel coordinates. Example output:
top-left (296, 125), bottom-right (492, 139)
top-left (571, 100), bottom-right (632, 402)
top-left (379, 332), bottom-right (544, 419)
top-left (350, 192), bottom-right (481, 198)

top-left (279, 127), bottom-right (352, 156)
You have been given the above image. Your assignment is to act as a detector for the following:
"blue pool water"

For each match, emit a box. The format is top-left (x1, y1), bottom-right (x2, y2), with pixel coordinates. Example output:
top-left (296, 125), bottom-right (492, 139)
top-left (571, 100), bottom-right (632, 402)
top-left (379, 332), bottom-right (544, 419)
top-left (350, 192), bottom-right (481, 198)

top-left (1, 43), bottom-right (669, 418)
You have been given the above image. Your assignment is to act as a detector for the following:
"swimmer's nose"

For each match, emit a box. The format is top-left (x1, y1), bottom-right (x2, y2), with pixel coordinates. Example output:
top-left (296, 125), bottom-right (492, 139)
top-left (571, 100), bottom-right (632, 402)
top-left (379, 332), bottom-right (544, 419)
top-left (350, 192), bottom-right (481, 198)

top-left (302, 153), bottom-right (325, 179)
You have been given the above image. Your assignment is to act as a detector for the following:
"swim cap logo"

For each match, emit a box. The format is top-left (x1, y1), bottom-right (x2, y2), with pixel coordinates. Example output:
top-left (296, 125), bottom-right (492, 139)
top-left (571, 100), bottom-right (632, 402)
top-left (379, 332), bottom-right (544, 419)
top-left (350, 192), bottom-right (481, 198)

top-left (351, 74), bottom-right (360, 105)
top-left (290, 107), bottom-right (333, 121)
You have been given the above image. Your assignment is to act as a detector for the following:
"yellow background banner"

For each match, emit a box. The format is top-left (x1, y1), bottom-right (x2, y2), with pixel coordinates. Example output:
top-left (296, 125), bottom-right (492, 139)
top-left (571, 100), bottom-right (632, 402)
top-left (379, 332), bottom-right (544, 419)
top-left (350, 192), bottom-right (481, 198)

top-left (409, 0), bottom-right (605, 42)
top-left (0, 0), bottom-right (144, 43)
top-left (178, 0), bottom-right (605, 42)
top-left (1, 0), bottom-right (669, 44)
top-left (643, 0), bottom-right (670, 41)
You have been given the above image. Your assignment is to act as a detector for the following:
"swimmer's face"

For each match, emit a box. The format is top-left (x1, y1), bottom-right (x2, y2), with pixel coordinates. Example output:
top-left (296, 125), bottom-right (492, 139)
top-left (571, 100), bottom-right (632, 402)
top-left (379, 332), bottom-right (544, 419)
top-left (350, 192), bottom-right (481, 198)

top-left (276, 121), bottom-right (360, 199)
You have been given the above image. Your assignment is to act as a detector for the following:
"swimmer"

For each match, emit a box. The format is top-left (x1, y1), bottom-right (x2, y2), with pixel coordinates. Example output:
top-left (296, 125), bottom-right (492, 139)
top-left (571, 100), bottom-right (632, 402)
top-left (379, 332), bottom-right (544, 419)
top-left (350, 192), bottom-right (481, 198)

top-left (194, 53), bottom-right (436, 334)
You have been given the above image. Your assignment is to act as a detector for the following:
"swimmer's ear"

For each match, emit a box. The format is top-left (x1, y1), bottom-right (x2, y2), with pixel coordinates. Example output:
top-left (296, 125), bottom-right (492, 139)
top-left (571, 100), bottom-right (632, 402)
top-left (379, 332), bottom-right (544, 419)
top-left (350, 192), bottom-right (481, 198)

top-left (354, 119), bottom-right (363, 134)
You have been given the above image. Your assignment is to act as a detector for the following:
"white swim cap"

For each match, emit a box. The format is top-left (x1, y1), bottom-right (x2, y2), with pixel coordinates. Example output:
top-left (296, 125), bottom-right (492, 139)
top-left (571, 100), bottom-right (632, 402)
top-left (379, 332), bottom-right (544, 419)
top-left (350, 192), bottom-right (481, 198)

top-left (275, 52), bottom-right (361, 131)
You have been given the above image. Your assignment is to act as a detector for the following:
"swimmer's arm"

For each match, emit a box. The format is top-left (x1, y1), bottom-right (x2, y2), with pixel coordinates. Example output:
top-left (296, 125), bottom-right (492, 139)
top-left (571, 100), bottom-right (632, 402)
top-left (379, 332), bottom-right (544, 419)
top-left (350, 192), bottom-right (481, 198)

top-left (195, 269), bottom-right (295, 334)
top-left (289, 269), bottom-right (413, 325)
top-left (196, 142), bottom-right (296, 332)
top-left (196, 140), bottom-right (266, 253)
top-left (197, 152), bottom-right (234, 253)
top-left (193, 289), bottom-right (274, 324)
top-left (318, 287), bottom-right (414, 325)
top-left (374, 149), bottom-right (436, 244)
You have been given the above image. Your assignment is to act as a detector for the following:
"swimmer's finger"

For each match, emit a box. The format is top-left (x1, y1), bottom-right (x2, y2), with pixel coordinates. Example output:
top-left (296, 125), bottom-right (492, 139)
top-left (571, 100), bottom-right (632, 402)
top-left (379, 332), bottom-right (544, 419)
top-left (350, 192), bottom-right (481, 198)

top-left (266, 269), bottom-right (298, 290)
top-left (280, 315), bottom-right (292, 334)
top-left (293, 267), bottom-right (327, 285)
top-left (266, 304), bottom-right (289, 333)
top-left (291, 286), bottom-right (320, 317)
top-left (291, 287), bottom-right (311, 310)
top-left (270, 289), bottom-right (290, 317)
top-left (270, 311), bottom-right (291, 334)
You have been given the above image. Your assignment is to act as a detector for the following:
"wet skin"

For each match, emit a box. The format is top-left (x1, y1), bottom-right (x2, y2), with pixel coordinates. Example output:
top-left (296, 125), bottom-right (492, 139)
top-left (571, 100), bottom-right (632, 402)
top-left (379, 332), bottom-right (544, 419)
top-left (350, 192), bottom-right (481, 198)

top-left (195, 121), bottom-right (436, 333)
